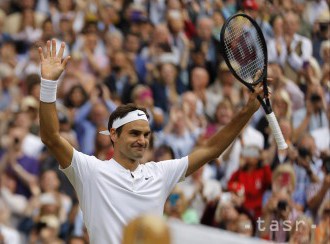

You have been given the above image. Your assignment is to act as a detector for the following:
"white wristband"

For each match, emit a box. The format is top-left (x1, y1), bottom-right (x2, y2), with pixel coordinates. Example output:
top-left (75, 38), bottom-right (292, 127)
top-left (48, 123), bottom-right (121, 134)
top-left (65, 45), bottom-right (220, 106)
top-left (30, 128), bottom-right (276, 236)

top-left (40, 78), bottom-right (58, 103)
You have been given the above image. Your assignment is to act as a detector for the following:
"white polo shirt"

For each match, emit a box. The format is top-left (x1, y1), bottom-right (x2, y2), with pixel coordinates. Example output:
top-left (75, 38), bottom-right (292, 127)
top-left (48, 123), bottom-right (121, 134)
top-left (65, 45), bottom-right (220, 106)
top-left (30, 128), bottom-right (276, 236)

top-left (61, 149), bottom-right (188, 244)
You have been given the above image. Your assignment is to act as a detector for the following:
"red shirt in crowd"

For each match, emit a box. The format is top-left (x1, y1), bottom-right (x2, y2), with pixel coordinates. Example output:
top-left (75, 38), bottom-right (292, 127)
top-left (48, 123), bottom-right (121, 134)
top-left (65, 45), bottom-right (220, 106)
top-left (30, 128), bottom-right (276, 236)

top-left (229, 165), bottom-right (272, 220)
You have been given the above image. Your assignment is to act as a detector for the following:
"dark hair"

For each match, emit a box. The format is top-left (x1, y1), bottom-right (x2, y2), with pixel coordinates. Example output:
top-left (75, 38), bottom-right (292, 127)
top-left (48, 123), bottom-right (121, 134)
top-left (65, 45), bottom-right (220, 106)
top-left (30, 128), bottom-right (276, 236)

top-left (155, 144), bottom-right (175, 160)
top-left (107, 103), bottom-right (149, 136)
top-left (64, 84), bottom-right (89, 108)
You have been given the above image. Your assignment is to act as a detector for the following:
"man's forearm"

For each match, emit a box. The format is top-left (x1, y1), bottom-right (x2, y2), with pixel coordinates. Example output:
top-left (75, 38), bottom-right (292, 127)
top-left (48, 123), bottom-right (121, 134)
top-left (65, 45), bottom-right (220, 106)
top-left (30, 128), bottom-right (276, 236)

top-left (206, 106), bottom-right (254, 159)
top-left (39, 102), bottom-right (61, 144)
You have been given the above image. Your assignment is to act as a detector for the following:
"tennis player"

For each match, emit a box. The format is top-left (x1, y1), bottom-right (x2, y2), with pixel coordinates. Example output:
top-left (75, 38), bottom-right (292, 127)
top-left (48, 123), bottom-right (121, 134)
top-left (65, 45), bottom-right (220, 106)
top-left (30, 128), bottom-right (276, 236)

top-left (39, 40), bottom-right (264, 244)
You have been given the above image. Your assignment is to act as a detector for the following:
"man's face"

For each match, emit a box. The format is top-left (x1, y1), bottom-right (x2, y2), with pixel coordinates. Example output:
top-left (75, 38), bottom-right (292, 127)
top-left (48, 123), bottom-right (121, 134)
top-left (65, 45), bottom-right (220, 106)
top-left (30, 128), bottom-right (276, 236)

top-left (115, 120), bottom-right (151, 162)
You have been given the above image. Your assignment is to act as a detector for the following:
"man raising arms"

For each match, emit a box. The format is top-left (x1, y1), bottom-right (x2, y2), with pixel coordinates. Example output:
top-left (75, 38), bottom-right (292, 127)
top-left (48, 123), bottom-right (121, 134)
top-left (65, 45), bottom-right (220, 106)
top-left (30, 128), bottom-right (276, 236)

top-left (39, 40), bottom-right (264, 244)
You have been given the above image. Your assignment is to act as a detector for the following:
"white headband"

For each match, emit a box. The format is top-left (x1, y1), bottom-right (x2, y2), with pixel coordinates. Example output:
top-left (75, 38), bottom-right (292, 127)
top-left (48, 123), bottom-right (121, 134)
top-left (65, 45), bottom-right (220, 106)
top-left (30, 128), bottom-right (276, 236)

top-left (99, 110), bottom-right (148, 135)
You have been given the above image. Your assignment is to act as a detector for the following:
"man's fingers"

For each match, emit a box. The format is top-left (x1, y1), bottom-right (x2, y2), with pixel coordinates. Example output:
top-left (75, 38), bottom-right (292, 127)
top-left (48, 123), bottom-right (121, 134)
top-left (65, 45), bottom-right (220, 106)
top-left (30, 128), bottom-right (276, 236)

top-left (62, 56), bottom-right (71, 69)
top-left (57, 42), bottom-right (65, 59)
top-left (253, 70), bottom-right (262, 82)
top-left (38, 47), bottom-right (44, 61)
top-left (46, 40), bottom-right (51, 58)
top-left (51, 39), bottom-right (56, 57)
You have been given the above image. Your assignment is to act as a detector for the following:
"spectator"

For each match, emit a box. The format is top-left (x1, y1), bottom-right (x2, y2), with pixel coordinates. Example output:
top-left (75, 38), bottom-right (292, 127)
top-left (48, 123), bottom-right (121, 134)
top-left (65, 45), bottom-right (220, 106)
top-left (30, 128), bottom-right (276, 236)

top-left (314, 199), bottom-right (330, 243)
top-left (306, 153), bottom-right (330, 222)
top-left (150, 61), bottom-right (186, 113)
top-left (288, 215), bottom-right (313, 244)
top-left (0, 125), bottom-right (40, 198)
top-left (190, 67), bottom-right (221, 121)
top-left (155, 105), bottom-right (202, 158)
top-left (228, 145), bottom-right (272, 220)
top-left (164, 186), bottom-right (199, 224)
top-left (260, 189), bottom-right (300, 242)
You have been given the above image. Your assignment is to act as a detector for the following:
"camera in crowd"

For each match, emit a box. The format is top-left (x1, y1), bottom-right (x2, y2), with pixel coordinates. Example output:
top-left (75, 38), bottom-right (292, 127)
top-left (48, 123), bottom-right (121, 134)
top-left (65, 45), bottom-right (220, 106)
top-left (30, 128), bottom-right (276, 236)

top-left (310, 93), bottom-right (322, 103)
top-left (277, 200), bottom-right (288, 212)
top-left (298, 147), bottom-right (312, 159)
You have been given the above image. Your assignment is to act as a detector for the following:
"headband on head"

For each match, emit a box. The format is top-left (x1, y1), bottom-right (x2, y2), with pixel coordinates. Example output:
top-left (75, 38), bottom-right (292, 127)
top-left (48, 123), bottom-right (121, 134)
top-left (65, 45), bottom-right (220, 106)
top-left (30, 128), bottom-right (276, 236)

top-left (99, 110), bottom-right (148, 135)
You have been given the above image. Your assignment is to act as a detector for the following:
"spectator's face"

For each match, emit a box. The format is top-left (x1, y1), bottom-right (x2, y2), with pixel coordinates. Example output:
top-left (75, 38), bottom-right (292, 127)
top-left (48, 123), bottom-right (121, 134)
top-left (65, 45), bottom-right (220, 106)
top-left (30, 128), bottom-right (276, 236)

top-left (212, 11), bottom-right (224, 27)
top-left (220, 72), bottom-right (235, 95)
top-left (191, 68), bottom-right (209, 90)
top-left (90, 104), bottom-right (108, 126)
top-left (85, 33), bottom-right (98, 51)
top-left (41, 171), bottom-right (60, 192)
top-left (125, 34), bottom-right (140, 53)
top-left (21, 0), bottom-right (35, 9)
top-left (284, 13), bottom-right (299, 36)
top-left (197, 18), bottom-right (213, 41)
top-left (70, 87), bottom-right (86, 107)
top-left (58, 0), bottom-right (73, 11)
top-left (22, 9), bottom-right (35, 27)
top-left (167, 0), bottom-right (182, 10)
top-left (273, 16), bottom-right (284, 36)
top-left (216, 102), bottom-right (233, 125)
top-left (42, 21), bottom-right (54, 40)
top-left (272, 94), bottom-right (289, 118)
top-left (153, 25), bottom-right (169, 44)
top-left (14, 111), bottom-right (32, 130)
top-left (160, 63), bottom-right (177, 84)
top-left (112, 52), bottom-right (126, 69)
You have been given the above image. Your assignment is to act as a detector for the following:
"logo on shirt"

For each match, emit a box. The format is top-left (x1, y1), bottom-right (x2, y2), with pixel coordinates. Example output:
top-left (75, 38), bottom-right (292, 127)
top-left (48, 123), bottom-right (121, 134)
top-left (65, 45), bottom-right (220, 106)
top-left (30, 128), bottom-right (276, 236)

top-left (145, 176), bottom-right (153, 180)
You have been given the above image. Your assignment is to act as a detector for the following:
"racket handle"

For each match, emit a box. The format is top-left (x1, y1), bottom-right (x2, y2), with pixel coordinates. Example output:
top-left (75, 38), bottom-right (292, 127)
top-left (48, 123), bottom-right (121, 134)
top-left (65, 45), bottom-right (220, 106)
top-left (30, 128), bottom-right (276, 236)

top-left (266, 112), bottom-right (288, 150)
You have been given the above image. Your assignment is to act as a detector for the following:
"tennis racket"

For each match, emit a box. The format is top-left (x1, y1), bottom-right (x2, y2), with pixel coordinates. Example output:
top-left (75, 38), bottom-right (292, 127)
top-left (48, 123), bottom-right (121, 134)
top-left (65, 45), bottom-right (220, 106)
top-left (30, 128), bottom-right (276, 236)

top-left (220, 13), bottom-right (288, 150)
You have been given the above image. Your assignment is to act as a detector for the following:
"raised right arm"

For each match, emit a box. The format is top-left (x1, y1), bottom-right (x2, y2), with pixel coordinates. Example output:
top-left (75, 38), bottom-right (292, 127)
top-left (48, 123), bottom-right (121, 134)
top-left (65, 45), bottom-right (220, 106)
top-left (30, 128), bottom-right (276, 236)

top-left (39, 40), bottom-right (73, 168)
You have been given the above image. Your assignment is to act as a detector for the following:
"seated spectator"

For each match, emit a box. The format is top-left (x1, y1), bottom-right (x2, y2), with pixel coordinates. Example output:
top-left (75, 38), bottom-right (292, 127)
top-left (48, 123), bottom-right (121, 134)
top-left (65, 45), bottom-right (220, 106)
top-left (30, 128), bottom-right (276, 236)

top-left (164, 186), bottom-right (199, 224)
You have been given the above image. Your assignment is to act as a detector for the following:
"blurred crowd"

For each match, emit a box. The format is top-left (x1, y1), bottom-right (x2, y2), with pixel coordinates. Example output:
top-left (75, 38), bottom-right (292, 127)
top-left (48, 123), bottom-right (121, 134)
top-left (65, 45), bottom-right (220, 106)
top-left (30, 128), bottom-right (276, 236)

top-left (0, 0), bottom-right (329, 243)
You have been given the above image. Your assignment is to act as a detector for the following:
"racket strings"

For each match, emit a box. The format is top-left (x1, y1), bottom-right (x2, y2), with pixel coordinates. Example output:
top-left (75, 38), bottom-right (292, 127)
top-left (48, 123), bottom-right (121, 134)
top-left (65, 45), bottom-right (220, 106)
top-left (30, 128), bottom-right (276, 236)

top-left (223, 17), bottom-right (265, 84)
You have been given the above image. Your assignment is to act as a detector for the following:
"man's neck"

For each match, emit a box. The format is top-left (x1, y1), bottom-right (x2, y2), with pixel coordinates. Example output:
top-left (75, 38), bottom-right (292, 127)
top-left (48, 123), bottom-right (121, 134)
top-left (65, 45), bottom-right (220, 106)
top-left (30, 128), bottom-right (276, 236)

top-left (112, 155), bottom-right (139, 171)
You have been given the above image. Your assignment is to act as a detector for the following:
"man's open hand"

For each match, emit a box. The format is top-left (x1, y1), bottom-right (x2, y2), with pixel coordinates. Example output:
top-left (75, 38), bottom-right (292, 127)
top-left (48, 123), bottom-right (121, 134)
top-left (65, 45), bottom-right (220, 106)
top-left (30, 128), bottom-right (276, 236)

top-left (38, 39), bottom-right (70, 80)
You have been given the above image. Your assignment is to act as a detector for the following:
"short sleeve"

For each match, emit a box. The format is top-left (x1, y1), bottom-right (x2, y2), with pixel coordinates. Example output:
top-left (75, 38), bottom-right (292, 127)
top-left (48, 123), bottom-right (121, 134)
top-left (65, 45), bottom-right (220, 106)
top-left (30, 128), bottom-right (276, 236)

top-left (60, 149), bottom-right (98, 195)
top-left (156, 156), bottom-right (189, 197)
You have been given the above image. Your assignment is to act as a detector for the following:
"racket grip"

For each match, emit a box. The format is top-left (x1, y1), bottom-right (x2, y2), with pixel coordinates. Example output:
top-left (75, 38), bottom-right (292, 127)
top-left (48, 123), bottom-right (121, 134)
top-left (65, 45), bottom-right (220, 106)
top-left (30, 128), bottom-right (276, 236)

top-left (266, 112), bottom-right (288, 150)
